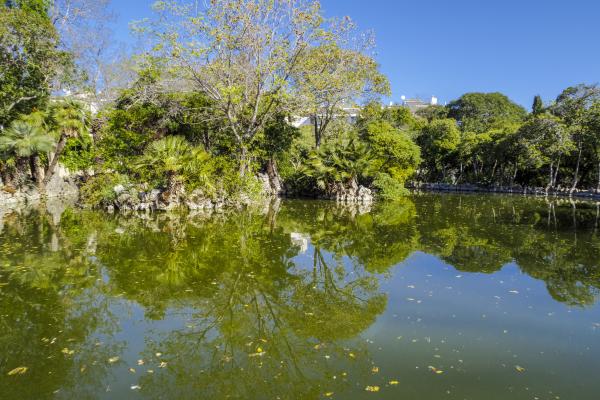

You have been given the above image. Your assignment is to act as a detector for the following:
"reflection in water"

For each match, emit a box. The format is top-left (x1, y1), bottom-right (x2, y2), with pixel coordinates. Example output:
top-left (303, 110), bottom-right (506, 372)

top-left (0, 195), bottom-right (599, 399)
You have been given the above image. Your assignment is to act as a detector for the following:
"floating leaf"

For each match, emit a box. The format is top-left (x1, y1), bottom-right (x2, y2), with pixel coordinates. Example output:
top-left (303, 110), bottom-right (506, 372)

top-left (324, 392), bottom-right (334, 397)
top-left (129, 368), bottom-right (136, 374)
top-left (515, 366), bottom-right (525, 372)
top-left (130, 385), bottom-right (141, 390)
top-left (371, 366), bottom-right (379, 373)
top-left (389, 380), bottom-right (399, 385)
top-left (7, 367), bottom-right (28, 376)
top-left (108, 357), bottom-right (120, 364)
top-left (365, 386), bottom-right (380, 392)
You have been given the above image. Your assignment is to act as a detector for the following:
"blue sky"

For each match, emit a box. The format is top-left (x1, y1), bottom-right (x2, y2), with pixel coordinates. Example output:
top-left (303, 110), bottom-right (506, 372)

top-left (110, 0), bottom-right (600, 108)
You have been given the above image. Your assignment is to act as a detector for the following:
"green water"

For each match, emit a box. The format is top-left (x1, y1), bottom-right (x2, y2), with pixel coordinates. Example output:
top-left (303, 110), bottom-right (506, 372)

top-left (1, 195), bottom-right (599, 400)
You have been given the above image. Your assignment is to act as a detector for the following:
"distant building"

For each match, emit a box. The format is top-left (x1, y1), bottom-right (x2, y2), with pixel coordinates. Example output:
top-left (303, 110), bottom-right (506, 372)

top-left (290, 107), bottom-right (360, 128)
top-left (400, 96), bottom-right (438, 114)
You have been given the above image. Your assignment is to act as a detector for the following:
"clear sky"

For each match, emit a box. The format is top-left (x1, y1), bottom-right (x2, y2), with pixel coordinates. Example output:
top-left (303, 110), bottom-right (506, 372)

top-left (110, 0), bottom-right (600, 108)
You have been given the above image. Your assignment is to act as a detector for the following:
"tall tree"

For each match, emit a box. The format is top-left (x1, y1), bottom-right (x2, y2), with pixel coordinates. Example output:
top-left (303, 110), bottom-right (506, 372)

top-left (0, 1), bottom-right (72, 130)
top-left (550, 84), bottom-right (600, 191)
top-left (532, 95), bottom-right (544, 115)
top-left (43, 99), bottom-right (90, 185)
top-left (295, 42), bottom-right (389, 147)
top-left (447, 92), bottom-right (527, 134)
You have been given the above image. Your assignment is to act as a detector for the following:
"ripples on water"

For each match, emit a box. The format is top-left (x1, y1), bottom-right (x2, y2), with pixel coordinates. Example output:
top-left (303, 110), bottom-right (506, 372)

top-left (0, 194), bottom-right (599, 399)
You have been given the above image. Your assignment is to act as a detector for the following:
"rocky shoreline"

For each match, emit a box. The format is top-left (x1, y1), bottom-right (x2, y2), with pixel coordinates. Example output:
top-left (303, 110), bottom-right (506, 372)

top-left (409, 182), bottom-right (600, 201)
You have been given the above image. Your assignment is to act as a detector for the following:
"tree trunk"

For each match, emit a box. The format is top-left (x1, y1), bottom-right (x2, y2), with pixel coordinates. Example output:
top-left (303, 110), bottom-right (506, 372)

top-left (266, 157), bottom-right (282, 195)
top-left (43, 134), bottom-right (68, 186)
top-left (313, 115), bottom-right (321, 148)
top-left (546, 161), bottom-right (554, 191)
top-left (553, 156), bottom-right (561, 187)
top-left (571, 143), bottom-right (582, 193)
top-left (597, 161), bottom-right (600, 191)
top-left (239, 145), bottom-right (249, 177)
top-left (29, 155), bottom-right (44, 189)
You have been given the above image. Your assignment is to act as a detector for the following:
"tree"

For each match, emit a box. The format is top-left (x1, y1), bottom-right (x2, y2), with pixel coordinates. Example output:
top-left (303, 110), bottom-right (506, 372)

top-left (515, 114), bottom-right (573, 189)
top-left (550, 84), bottom-right (600, 191)
top-left (447, 92), bottom-right (527, 133)
top-left (303, 136), bottom-right (375, 196)
top-left (0, 120), bottom-right (54, 187)
top-left (363, 120), bottom-right (421, 184)
top-left (0, 1), bottom-right (72, 130)
top-left (582, 101), bottom-right (600, 190)
top-left (532, 95), bottom-right (544, 115)
top-left (139, 0), bottom-right (331, 176)
top-left (295, 42), bottom-right (389, 147)
top-left (135, 135), bottom-right (193, 192)
top-left (43, 99), bottom-right (90, 185)
top-left (417, 118), bottom-right (461, 181)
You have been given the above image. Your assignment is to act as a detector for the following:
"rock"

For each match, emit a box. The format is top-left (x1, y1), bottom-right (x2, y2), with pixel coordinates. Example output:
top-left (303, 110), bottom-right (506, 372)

top-left (113, 184), bottom-right (126, 195)
top-left (185, 189), bottom-right (213, 210)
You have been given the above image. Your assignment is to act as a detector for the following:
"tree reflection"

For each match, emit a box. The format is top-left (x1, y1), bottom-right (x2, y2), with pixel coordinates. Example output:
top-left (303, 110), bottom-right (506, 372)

top-left (1, 194), bottom-right (600, 398)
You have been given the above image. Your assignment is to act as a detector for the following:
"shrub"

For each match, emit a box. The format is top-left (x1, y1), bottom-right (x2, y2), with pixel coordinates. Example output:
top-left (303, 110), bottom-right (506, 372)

top-left (79, 173), bottom-right (129, 208)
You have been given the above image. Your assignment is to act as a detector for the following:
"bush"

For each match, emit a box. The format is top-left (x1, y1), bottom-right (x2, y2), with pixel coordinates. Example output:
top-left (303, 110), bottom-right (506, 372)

top-left (372, 173), bottom-right (409, 200)
top-left (79, 173), bottom-right (129, 208)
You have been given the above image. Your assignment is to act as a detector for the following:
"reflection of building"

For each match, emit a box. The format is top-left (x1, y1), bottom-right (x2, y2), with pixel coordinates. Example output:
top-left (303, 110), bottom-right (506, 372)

top-left (400, 96), bottom-right (438, 114)
top-left (290, 232), bottom-right (309, 253)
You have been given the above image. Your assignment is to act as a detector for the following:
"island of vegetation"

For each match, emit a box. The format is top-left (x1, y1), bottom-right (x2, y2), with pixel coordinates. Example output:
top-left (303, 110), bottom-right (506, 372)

top-left (2, 0), bottom-right (600, 211)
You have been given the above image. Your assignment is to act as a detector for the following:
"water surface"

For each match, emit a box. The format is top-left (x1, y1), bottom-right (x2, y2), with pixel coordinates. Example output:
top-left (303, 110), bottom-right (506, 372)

top-left (1, 195), bottom-right (599, 399)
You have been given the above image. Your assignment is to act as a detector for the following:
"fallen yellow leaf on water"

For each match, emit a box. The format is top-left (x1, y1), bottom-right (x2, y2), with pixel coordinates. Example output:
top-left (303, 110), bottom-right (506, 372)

top-left (129, 368), bottom-right (136, 374)
top-left (61, 348), bottom-right (75, 355)
top-left (436, 370), bottom-right (444, 374)
top-left (515, 366), bottom-right (526, 372)
top-left (137, 359), bottom-right (144, 366)
top-left (108, 357), bottom-right (120, 364)
top-left (7, 367), bottom-right (28, 376)
top-left (365, 386), bottom-right (380, 392)
top-left (324, 392), bottom-right (334, 397)
top-left (389, 380), bottom-right (399, 385)
top-left (159, 362), bottom-right (167, 368)
top-left (348, 353), bottom-right (356, 359)
top-left (371, 366), bottom-right (379, 373)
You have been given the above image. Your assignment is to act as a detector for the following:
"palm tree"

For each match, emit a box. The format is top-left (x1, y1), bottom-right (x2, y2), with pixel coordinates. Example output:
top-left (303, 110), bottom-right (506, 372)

top-left (136, 136), bottom-right (193, 192)
top-left (43, 99), bottom-right (90, 185)
top-left (0, 120), bottom-right (54, 188)
top-left (303, 137), bottom-right (376, 194)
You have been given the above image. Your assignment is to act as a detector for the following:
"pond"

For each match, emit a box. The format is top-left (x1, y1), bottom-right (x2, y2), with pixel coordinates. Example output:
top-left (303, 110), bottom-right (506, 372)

top-left (1, 194), bottom-right (599, 400)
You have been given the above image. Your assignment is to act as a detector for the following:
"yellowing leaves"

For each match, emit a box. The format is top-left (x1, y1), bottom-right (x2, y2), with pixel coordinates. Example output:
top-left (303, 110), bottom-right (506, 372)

top-left (371, 366), bottom-right (379, 373)
top-left (7, 367), bottom-right (28, 376)
top-left (389, 380), bottom-right (399, 385)
top-left (428, 366), bottom-right (444, 374)
top-left (365, 386), bottom-right (380, 392)
top-left (108, 356), bottom-right (120, 364)
top-left (515, 365), bottom-right (526, 372)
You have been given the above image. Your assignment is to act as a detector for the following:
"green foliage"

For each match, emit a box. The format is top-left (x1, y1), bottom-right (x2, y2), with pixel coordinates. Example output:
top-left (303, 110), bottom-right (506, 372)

top-left (0, 2), bottom-right (73, 128)
top-left (60, 133), bottom-right (95, 172)
top-left (447, 92), bottom-right (527, 133)
top-left (0, 120), bottom-right (54, 157)
top-left (79, 172), bottom-right (129, 208)
top-left (302, 136), bottom-right (376, 191)
top-left (372, 172), bottom-right (409, 199)
top-left (532, 95), bottom-right (544, 115)
top-left (363, 120), bottom-right (421, 184)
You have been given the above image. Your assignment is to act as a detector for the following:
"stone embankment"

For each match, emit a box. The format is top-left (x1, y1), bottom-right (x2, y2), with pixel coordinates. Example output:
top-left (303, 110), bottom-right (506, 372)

top-left (409, 182), bottom-right (600, 201)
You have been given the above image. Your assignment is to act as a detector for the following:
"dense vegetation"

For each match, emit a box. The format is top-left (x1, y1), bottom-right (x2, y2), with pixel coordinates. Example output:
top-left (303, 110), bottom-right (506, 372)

top-left (2, 0), bottom-right (600, 208)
